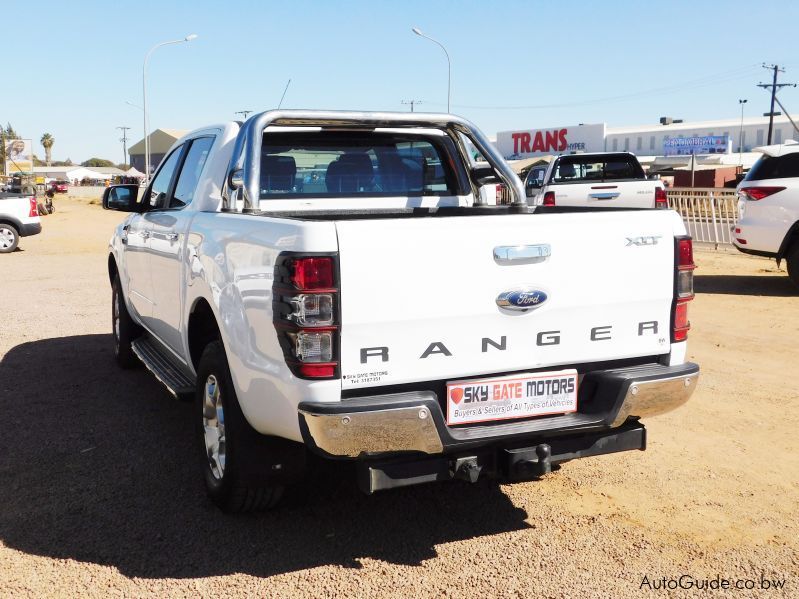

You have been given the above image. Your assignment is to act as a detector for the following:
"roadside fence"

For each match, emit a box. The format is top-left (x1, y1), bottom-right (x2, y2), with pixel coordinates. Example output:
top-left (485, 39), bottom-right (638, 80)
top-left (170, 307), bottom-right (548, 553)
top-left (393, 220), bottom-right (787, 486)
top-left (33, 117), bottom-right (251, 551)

top-left (667, 187), bottom-right (739, 248)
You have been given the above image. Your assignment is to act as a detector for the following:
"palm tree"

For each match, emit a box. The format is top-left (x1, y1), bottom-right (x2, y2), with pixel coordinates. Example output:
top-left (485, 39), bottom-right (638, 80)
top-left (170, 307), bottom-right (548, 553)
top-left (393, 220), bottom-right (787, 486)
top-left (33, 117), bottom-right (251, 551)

top-left (40, 133), bottom-right (54, 166)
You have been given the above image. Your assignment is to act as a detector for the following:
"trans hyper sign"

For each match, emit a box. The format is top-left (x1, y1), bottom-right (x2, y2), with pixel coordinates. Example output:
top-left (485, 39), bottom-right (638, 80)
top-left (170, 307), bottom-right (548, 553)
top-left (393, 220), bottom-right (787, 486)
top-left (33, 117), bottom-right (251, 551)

top-left (511, 129), bottom-right (569, 154)
top-left (496, 124), bottom-right (606, 159)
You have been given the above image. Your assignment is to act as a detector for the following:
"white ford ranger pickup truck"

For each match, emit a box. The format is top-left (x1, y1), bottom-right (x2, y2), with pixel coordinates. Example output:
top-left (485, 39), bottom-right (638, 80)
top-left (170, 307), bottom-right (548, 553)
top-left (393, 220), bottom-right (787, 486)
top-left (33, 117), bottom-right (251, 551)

top-left (524, 152), bottom-right (667, 209)
top-left (103, 110), bottom-right (699, 512)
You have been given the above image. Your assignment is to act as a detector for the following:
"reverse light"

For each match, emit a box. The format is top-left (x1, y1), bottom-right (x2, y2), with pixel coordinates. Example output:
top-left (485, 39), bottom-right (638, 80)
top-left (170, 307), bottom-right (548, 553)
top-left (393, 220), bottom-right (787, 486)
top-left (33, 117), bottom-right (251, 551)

top-left (293, 330), bottom-right (335, 362)
top-left (288, 294), bottom-right (334, 326)
top-left (739, 186), bottom-right (785, 201)
top-left (655, 186), bottom-right (668, 209)
top-left (542, 191), bottom-right (556, 206)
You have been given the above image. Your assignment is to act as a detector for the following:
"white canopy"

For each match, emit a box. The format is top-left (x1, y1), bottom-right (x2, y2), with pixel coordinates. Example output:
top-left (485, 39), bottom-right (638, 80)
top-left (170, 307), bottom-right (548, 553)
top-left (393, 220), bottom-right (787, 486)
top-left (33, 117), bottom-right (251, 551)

top-left (125, 166), bottom-right (145, 178)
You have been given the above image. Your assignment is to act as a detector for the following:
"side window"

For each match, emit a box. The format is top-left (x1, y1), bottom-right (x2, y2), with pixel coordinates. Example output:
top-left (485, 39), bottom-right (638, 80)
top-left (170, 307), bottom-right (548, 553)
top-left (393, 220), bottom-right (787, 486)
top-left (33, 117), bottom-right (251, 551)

top-left (147, 146), bottom-right (183, 209)
top-left (172, 137), bottom-right (215, 208)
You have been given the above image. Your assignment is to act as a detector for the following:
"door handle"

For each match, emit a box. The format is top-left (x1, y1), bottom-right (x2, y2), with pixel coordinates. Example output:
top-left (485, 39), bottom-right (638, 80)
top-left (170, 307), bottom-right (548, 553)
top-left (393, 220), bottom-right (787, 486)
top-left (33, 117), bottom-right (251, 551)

top-left (140, 230), bottom-right (151, 239)
top-left (588, 192), bottom-right (621, 200)
top-left (494, 244), bottom-right (551, 265)
top-left (166, 232), bottom-right (179, 242)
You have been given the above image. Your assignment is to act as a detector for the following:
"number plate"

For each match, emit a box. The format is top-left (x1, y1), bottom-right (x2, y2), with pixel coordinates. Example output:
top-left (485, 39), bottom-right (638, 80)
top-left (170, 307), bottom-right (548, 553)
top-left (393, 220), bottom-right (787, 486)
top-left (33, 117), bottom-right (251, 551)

top-left (446, 369), bottom-right (578, 425)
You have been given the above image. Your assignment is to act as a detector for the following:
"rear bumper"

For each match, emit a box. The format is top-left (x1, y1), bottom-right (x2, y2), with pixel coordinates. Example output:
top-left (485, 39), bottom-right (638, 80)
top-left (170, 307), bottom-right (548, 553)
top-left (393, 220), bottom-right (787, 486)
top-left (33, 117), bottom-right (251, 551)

top-left (20, 222), bottom-right (42, 237)
top-left (298, 362), bottom-right (699, 459)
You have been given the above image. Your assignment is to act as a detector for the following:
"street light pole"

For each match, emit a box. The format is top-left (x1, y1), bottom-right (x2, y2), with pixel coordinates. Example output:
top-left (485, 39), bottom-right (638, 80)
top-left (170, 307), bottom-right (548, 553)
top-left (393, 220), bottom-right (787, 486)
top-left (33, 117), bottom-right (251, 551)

top-left (142, 34), bottom-right (198, 180)
top-left (412, 27), bottom-right (451, 113)
top-left (738, 99), bottom-right (747, 166)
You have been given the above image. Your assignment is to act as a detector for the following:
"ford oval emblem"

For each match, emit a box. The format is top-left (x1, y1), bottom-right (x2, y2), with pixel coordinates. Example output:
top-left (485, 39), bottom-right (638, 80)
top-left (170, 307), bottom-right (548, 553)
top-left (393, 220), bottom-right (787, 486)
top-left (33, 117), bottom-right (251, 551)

top-left (496, 289), bottom-right (548, 311)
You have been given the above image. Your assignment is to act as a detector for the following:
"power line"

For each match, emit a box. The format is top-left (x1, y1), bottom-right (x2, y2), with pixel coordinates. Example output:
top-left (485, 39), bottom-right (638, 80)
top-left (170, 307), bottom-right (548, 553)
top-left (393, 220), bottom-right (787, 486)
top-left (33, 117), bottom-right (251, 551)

top-left (423, 64), bottom-right (762, 111)
top-left (757, 64), bottom-right (796, 144)
top-left (401, 100), bottom-right (423, 112)
top-left (235, 110), bottom-right (253, 119)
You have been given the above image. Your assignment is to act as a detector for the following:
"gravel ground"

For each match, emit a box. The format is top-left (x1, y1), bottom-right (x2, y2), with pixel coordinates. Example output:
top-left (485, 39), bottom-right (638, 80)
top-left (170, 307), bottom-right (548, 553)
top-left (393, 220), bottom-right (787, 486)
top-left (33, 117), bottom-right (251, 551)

top-left (1, 199), bottom-right (797, 598)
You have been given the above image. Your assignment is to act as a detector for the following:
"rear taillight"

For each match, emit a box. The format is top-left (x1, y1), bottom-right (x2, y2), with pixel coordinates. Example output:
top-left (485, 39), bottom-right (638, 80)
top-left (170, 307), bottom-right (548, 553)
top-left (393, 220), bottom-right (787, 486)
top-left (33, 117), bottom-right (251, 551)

top-left (739, 186), bottom-right (785, 201)
top-left (496, 183), bottom-right (506, 204)
top-left (672, 237), bottom-right (695, 342)
top-left (542, 191), bottom-right (556, 206)
top-left (274, 255), bottom-right (339, 379)
top-left (655, 186), bottom-right (668, 209)
top-left (29, 197), bottom-right (38, 217)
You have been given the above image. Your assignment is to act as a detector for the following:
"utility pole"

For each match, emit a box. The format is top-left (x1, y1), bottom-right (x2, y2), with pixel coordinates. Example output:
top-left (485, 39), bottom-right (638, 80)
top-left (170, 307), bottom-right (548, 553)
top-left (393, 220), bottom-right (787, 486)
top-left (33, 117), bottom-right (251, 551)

top-left (401, 100), bottom-right (422, 112)
top-left (738, 99), bottom-right (747, 166)
top-left (758, 64), bottom-right (795, 144)
top-left (235, 110), bottom-right (252, 120)
top-left (117, 126), bottom-right (131, 167)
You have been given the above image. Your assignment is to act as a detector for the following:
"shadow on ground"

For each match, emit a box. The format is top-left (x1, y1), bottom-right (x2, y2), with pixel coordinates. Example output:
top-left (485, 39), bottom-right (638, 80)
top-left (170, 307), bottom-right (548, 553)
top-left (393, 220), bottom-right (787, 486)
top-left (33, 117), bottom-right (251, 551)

top-left (0, 335), bottom-right (529, 579)
top-left (695, 274), bottom-right (797, 297)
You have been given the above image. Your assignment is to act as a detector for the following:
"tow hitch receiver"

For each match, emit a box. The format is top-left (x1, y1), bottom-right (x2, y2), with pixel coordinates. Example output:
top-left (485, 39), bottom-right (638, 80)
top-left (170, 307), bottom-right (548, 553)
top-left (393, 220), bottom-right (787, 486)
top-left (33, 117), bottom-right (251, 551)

top-left (356, 422), bottom-right (646, 494)
top-left (506, 444), bottom-right (552, 479)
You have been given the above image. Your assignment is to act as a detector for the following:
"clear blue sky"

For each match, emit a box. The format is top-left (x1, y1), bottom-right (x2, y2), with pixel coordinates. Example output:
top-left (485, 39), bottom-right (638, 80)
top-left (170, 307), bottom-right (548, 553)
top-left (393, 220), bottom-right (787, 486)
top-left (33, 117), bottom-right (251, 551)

top-left (3, 0), bottom-right (798, 164)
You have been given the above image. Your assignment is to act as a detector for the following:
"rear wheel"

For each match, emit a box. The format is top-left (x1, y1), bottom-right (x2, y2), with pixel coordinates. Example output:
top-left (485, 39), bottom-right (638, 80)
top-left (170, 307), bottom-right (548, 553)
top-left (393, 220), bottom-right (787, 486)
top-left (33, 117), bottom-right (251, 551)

top-left (787, 243), bottom-right (799, 289)
top-left (0, 224), bottom-right (19, 253)
top-left (196, 341), bottom-right (286, 513)
top-left (112, 275), bottom-right (143, 368)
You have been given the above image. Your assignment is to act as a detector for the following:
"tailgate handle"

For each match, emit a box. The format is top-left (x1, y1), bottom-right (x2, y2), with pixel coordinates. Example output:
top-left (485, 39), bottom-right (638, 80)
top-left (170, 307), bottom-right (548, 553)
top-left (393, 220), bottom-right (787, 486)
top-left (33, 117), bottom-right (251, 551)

top-left (493, 244), bottom-right (551, 265)
top-left (588, 192), bottom-right (621, 199)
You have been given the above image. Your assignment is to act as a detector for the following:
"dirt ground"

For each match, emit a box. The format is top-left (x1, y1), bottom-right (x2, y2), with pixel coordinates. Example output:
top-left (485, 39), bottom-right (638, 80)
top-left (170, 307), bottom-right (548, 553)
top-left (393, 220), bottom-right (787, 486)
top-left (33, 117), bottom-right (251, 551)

top-left (1, 199), bottom-right (797, 598)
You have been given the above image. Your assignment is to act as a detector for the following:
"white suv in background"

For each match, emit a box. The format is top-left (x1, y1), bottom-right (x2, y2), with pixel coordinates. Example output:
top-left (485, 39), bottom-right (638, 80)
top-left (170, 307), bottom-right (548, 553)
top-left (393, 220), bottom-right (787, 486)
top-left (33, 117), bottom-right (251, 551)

top-left (734, 141), bottom-right (799, 287)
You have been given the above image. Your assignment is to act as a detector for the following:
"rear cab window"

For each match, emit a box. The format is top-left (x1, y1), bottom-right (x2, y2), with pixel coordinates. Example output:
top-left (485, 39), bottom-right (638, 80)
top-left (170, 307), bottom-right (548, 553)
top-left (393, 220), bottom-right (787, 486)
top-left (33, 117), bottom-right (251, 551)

top-left (550, 154), bottom-right (645, 184)
top-left (258, 131), bottom-right (467, 199)
top-left (745, 152), bottom-right (799, 181)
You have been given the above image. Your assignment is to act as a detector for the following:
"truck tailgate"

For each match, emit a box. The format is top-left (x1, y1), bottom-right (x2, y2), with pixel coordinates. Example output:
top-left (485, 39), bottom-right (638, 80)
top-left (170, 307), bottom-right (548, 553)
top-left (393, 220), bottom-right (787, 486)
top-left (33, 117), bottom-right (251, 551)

top-left (335, 211), bottom-right (677, 390)
top-left (550, 180), bottom-right (656, 208)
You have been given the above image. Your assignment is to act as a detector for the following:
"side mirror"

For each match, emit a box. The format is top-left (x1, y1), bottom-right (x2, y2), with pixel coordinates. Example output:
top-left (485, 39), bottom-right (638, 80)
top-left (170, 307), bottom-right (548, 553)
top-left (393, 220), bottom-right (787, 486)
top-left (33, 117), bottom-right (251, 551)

top-left (470, 165), bottom-right (501, 186)
top-left (102, 184), bottom-right (140, 212)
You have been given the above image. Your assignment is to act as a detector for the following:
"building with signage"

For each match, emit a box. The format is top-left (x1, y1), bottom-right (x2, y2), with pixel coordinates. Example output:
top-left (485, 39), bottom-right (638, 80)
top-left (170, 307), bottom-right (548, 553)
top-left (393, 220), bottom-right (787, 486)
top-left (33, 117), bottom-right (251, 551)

top-left (496, 115), bottom-right (796, 162)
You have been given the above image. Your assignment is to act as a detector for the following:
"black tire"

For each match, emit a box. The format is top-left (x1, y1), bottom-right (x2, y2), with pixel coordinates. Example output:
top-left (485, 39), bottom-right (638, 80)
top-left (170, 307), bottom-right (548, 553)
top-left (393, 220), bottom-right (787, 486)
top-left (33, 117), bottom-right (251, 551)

top-left (195, 340), bottom-right (286, 513)
top-left (112, 275), bottom-right (143, 368)
top-left (0, 223), bottom-right (20, 253)
top-left (787, 243), bottom-right (799, 289)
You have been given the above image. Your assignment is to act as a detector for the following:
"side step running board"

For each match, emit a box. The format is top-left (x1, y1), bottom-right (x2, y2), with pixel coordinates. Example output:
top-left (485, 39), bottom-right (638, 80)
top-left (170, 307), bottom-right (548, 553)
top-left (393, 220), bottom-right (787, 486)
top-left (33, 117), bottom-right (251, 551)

top-left (131, 336), bottom-right (196, 398)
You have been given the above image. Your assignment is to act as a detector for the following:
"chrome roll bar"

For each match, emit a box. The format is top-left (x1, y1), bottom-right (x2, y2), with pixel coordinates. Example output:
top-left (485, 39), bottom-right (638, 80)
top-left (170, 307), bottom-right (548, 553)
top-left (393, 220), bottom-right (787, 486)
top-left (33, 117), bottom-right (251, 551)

top-left (222, 110), bottom-right (526, 212)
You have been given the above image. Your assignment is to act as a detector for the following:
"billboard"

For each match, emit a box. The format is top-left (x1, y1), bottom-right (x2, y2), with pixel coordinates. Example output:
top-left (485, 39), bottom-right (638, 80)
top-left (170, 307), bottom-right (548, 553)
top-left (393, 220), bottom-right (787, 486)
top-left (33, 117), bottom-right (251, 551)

top-left (496, 124), bottom-right (606, 159)
top-left (4, 138), bottom-right (34, 173)
top-left (663, 135), bottom-right (731, 156)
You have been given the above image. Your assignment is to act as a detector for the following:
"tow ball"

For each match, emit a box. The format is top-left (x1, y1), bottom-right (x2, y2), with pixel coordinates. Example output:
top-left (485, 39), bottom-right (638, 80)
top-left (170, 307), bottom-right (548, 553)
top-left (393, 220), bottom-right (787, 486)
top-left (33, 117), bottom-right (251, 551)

top-left (506, 443), bottom-right (553, 478)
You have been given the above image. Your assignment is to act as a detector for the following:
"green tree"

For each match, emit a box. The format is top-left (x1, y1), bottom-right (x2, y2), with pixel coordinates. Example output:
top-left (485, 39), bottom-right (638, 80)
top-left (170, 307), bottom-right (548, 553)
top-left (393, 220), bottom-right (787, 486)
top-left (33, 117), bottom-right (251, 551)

top-left (40, 133), bottom-right (54, 166)
top-left (81, 158), bottom-right (115, 167)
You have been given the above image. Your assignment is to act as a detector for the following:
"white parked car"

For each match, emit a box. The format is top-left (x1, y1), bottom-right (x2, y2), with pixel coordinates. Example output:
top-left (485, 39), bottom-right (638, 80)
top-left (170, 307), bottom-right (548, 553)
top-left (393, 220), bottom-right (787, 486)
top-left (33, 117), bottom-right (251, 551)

top-left (524, 152), bottom-right (667, 209)
top-left (734, 141), bottom-right (799, 287)
top-left (0, 192), bottom-right (42, 253)
top-left (103, 110), bottom-right (699, 512)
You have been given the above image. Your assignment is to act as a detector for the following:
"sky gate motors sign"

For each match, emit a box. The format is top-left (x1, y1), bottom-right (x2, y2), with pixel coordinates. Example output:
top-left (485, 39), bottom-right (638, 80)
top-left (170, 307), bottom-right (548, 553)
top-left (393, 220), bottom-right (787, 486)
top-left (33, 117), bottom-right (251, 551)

top-left (496, 124), bottom-right (606, 159)
top-left (663, 135), bottom-right (731, 156)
